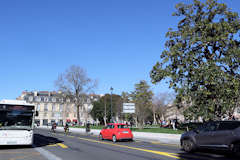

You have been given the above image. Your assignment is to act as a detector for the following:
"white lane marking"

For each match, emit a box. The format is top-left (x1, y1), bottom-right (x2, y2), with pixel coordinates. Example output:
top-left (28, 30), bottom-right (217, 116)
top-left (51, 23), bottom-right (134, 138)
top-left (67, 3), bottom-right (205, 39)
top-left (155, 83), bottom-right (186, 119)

top-left (34, 146), bottom-right (62, 160)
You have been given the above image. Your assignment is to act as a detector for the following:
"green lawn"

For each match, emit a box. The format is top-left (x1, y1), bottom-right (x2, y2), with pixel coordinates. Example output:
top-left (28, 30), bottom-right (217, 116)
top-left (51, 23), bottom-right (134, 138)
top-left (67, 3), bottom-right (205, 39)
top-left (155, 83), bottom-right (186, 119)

top-left (130, 127), bottom-right (184, 134)
top-left (71, 125), bottom-right (184, 134)
top-left (71, 125), bottom-right (104, 129)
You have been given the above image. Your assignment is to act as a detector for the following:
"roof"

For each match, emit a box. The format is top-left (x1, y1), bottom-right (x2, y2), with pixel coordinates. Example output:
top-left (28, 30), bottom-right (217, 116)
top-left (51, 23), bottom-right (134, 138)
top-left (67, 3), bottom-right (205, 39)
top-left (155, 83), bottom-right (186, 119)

top-left (0, 99), bottom-right (34, 106)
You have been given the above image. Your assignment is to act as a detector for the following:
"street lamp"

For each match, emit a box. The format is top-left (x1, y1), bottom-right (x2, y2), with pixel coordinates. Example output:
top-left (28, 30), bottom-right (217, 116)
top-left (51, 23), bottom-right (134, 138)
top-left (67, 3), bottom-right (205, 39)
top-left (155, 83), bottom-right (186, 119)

top-left (110, 87), bottom-right (113, 122)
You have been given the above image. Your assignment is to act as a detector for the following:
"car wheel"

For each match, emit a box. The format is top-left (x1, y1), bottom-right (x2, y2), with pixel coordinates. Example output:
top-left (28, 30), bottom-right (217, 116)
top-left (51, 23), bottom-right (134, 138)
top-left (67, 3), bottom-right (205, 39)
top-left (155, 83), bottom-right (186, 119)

top-left (182, 139), bottom-right (195, 152)
top-left (112, 135), bottom-right (117, 143)
top-left (99, 134), bottom-right (104, 140)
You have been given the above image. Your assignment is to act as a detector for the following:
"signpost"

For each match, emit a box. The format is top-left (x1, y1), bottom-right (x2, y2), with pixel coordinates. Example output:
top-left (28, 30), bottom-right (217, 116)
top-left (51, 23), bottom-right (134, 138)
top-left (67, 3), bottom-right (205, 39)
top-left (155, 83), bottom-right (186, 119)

top-left (123, 103), bottom-right (135, 114)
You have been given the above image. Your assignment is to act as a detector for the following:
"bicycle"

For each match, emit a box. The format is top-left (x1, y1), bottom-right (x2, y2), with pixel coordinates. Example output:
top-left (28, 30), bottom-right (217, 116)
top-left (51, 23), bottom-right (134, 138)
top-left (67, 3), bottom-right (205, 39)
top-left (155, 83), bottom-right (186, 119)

top-left (51, 126), bottom-right (56, 133)
top-left (51, 123), bottom-right (57, 133)
top-left (64, 126), bottom-right (69, 134)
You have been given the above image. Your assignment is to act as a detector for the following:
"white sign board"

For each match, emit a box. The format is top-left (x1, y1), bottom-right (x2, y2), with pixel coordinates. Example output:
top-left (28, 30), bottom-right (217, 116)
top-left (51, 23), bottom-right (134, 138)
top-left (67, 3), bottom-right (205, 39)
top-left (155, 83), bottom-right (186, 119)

top-left (123, 103), bottom-right (135, 113)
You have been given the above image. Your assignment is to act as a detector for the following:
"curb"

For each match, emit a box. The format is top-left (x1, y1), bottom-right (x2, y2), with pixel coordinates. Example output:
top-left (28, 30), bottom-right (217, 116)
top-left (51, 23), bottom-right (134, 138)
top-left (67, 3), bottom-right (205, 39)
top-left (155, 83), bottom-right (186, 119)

top-left (37, 126), bottom-right (180, 145)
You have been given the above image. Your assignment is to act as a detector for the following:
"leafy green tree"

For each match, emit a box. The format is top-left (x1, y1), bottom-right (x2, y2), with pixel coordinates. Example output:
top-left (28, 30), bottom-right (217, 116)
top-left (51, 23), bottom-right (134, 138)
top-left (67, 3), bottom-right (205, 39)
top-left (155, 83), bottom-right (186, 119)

top-left (131, 80), bottom-right (153, 128)
top-left (121, 91), bottom-right (130, 103)
top-left (91, 100), bottom-right (105, 125)
top-left (90, 94), bottom-right (122, 124)
top-left (151, 0), bottom-right (240, 121)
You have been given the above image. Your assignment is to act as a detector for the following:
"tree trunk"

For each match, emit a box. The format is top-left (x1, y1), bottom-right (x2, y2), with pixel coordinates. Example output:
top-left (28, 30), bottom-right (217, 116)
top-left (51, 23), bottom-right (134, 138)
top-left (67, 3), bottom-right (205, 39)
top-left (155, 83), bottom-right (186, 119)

top-left (77, 104), bottom-right (81, 126)
top-left (153, 112), bottom-right (157, 125)
top-left (84, 107), bottom-right (88, 125)
top-left (152, 105), bottom-right (157, 125)
top-left (134, 116), bottom-right (138, 128)
top-left (104, 117), bottom-right (107, 126)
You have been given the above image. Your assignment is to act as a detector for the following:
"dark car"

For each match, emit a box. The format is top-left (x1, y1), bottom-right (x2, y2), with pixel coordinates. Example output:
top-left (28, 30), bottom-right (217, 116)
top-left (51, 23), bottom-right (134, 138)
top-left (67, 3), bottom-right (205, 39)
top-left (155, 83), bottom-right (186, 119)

top-left (180, 121), bottom-right (240, 155)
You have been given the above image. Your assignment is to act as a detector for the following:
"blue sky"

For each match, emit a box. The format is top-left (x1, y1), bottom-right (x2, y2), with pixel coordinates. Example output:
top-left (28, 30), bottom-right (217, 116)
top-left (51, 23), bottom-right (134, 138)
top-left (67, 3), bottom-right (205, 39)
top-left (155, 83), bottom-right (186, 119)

top-left (0, 0), bottom-right (239, 99)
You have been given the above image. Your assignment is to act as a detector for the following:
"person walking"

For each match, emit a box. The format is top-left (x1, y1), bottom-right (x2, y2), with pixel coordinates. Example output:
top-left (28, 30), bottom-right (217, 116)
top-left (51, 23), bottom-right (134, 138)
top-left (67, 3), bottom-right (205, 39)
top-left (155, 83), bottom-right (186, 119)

top-left (171, 120), bottom-right (176, 130)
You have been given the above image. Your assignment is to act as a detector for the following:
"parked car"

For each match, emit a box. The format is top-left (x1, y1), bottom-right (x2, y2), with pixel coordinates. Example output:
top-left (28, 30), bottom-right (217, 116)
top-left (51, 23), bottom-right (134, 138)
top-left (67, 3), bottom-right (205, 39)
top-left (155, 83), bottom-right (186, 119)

top-left (99, 123), bottom-right (133, 143)
top-left (180, 121), bottom-right (240, 156)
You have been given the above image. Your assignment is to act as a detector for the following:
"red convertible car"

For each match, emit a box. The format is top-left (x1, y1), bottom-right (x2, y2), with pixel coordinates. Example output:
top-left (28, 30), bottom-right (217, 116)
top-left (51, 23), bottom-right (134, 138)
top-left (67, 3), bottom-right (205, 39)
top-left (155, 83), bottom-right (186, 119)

top-left (99, 123), bottom-right (133, 142)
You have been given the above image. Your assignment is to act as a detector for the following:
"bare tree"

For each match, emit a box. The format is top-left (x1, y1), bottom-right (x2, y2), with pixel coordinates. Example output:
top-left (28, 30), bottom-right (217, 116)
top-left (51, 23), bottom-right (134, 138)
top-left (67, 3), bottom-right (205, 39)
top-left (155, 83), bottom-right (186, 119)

top-left (153, 92), bottom-right (175, 124)
top-left (55, 65), bottom-right (97, 126)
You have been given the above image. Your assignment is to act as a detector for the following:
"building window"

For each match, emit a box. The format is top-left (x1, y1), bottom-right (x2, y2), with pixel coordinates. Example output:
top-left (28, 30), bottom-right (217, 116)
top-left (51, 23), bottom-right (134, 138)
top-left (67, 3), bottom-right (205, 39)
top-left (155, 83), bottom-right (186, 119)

top-left (29, 96), bottom-right (33, 102)
top-left (66, 113), bottom-right (69, 117)
top-left (41, 97), bottom-right (44, 102)
top-left (44, 104), bottom-right (48, 111)
top-left (73, 106), bottom-right (76, 112)
top-left (37, 104), bottom-right (40, 111)
top-left (60, 98), bottom-right (64, 103)
top-left (52, 97), bottom-right (56, 102)
top-left (52, 104), bottom-right (55, 111)
top-left (87, 98), bottom-right (90, 104)
top-left (52, 112), bottom-right (55, 117)
top-left (59, 104), bottom-right (63, 112)
top-left (44, 112), bottom-right (47, 117)
top-left (43, 119), bottom-right (48, 125)
top-left (51, 120), bottom-right (55, 124)
top-left (36, 97), bottom-right (41, 102)
top-left (44, 97), bottom-right (48, 102)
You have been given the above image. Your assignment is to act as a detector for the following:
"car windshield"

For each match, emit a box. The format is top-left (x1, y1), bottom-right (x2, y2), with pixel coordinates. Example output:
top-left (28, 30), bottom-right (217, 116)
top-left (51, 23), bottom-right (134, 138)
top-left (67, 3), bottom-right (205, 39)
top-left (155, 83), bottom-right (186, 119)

top-left (118, 125), bottom-right (128, 129)
top-left (0, 110), bottom-right (33, 130)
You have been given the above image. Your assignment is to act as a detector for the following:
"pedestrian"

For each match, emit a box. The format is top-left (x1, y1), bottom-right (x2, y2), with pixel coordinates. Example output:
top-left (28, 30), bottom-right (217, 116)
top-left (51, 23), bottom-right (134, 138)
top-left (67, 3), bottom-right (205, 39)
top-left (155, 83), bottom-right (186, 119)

top-left (171, 120), bottom-right (176, 130)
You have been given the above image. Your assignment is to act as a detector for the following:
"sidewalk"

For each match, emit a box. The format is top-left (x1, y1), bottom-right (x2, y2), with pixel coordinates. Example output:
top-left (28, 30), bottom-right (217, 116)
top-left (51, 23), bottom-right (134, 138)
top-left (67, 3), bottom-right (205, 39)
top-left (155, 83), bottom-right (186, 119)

top-left (39, 126), bottom-right (181, 145)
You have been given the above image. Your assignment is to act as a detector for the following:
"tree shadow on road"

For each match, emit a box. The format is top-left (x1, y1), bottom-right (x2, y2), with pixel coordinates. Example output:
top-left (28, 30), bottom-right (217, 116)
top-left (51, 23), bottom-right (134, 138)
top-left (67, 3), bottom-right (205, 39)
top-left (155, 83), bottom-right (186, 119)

top-left (33, 133), bottom-right (64, 148)
top-left (0, 134), bottom-right (64, 150)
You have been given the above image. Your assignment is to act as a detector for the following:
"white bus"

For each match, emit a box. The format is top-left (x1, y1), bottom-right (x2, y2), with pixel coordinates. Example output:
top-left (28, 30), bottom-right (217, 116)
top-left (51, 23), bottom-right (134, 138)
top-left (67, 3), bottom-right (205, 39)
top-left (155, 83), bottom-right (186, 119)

top-left (0, 99), bottom-right (37, 145)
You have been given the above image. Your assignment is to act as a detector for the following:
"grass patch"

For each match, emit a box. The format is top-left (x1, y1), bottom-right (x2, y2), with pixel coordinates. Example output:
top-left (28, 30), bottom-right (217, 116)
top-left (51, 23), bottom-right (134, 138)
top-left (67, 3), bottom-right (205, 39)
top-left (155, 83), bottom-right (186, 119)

top-left (71, 125), bottom-right (184, 134)
top-left (130, 127), bottom-right (184, 134)
top-left (71, 125), bottom-right (104, 130)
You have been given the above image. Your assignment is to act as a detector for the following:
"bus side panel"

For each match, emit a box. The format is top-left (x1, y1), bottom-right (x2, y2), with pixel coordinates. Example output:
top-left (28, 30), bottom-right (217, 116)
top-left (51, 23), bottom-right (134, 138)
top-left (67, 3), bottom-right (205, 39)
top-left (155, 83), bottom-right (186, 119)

top-left (0, 130), bottom-right (33, 145)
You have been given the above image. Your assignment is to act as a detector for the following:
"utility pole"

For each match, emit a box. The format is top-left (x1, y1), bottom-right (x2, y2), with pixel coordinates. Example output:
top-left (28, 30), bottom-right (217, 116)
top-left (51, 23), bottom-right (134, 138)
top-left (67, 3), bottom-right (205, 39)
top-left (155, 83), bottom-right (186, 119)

top-left (104, 96), bottom-right (107, 126)
top-left (110, 87), bottom-right (113, 122)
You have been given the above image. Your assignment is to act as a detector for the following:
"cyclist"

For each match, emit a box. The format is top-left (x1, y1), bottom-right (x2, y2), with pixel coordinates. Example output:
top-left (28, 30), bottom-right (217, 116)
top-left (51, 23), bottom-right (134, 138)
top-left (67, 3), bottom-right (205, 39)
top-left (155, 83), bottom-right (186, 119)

top-left (51, 122), bottom-right (57, 132)
top-left (64, 123), bottom-right (69, 134)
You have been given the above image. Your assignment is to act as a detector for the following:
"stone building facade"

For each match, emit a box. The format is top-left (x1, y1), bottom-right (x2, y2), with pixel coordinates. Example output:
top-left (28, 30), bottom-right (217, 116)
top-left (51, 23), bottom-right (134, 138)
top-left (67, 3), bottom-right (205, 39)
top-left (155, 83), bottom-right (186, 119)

top-left (17, 91), bottom-right (99, 126)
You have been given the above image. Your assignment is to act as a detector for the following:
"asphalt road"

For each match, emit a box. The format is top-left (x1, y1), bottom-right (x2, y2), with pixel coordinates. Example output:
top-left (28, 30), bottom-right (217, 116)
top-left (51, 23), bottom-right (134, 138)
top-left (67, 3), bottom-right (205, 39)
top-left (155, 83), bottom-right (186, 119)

top-left (0, 128), bottom-right (239, 160)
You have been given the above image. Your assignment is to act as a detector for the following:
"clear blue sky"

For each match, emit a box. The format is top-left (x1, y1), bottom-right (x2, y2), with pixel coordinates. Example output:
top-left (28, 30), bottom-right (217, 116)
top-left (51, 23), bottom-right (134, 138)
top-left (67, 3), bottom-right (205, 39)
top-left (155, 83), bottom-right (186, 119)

top-left (0, 0), bottom-right (239, 99)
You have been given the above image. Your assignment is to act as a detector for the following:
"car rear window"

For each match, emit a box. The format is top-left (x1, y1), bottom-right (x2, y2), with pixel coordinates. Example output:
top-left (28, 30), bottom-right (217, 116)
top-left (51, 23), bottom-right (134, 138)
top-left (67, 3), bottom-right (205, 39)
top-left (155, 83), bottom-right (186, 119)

top-left (218, 122), bottom-right (240, 131)
top-left (117, 125), bottom-right (128, 129)
top-left (107, 125), bottom-right (114, 129)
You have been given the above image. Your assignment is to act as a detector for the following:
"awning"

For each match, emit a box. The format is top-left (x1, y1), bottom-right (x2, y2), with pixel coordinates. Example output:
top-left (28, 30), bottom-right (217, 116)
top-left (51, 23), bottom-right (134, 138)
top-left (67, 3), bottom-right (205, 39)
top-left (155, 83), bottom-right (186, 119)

top-left (66, 119), bottom-right (71, 122)
top-left (73, 119), bottom-right (77, 122)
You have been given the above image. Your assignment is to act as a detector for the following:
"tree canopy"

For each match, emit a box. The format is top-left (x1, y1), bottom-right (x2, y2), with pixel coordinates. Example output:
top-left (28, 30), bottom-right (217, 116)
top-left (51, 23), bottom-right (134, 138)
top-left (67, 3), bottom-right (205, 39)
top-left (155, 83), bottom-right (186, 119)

top-left (131, 80), bottom-right (153, 127)
top-left (55, 65), bottom-right (97, 125)
top-left (151, 0), bottom-right (240, 121)
top-left (90, 94), bottom-right (122, 125)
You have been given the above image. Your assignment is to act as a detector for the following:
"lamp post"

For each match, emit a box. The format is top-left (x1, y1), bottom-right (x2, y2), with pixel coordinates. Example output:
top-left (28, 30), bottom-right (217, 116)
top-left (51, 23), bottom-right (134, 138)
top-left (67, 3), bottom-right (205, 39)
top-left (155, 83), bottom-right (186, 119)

top-left (110, 87), bottom-right (113, 122)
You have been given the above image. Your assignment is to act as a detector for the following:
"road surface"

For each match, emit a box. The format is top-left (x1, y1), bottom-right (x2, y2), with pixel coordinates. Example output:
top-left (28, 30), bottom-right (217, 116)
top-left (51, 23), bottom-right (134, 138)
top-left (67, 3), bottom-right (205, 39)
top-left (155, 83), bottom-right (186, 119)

top-left (0, 128), bottom-right (239, 160)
